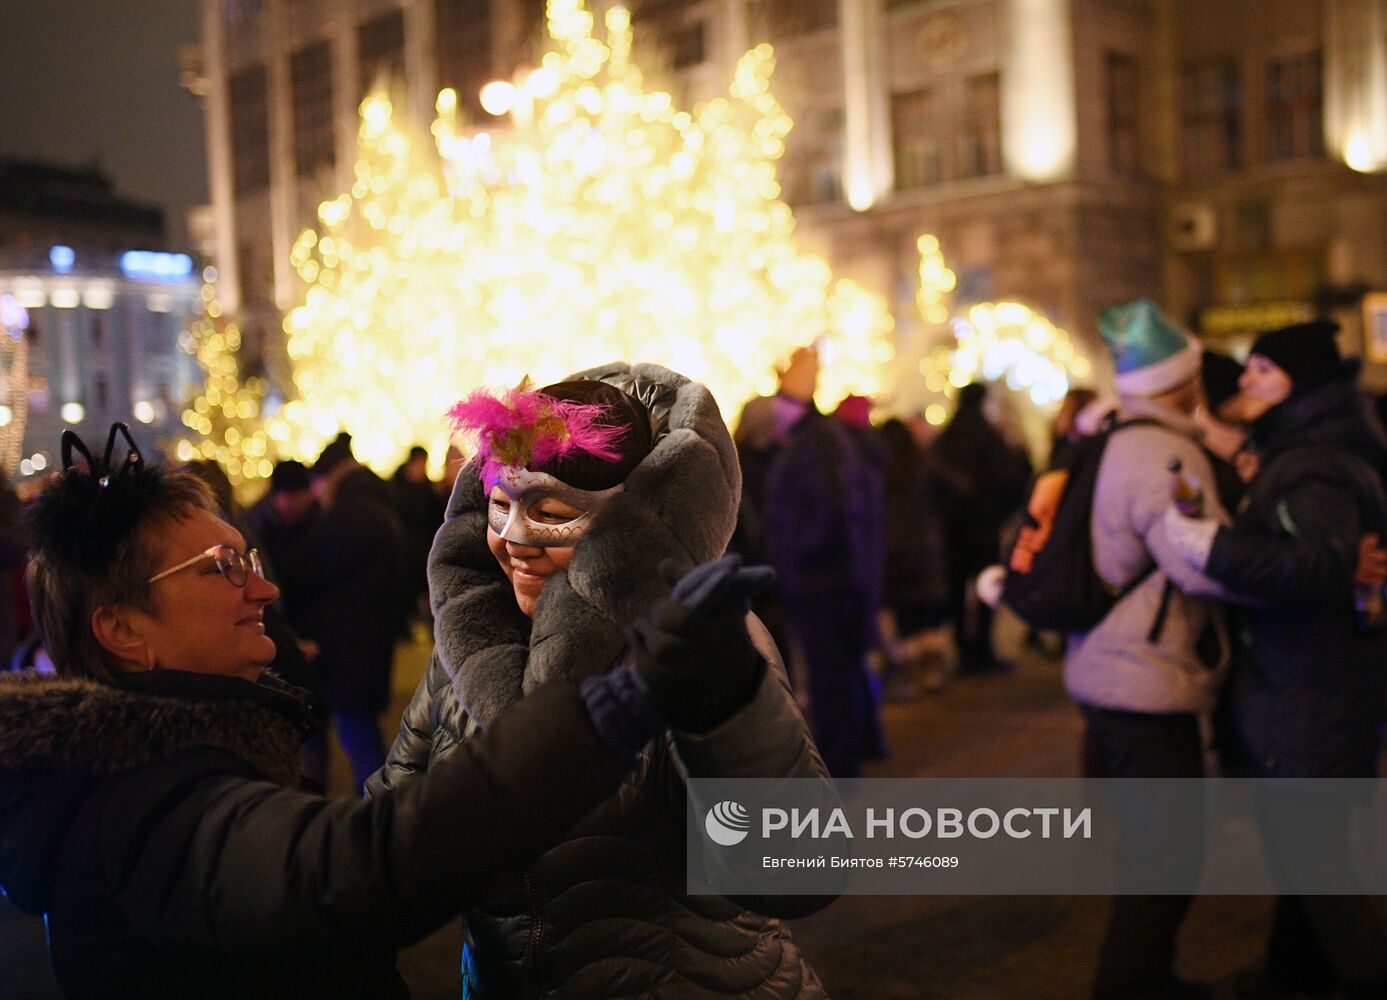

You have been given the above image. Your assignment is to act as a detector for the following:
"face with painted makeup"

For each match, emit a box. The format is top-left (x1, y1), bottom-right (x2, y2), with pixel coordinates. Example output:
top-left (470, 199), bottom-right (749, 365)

top-left (485, 467), bottom-right (622, 617)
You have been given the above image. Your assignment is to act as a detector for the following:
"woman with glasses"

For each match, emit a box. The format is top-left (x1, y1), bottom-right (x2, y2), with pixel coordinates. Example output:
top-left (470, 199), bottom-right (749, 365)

top-left (0, 424), bottom-right (769, 998)
top-left (370, 364), bottom-right (832, 999)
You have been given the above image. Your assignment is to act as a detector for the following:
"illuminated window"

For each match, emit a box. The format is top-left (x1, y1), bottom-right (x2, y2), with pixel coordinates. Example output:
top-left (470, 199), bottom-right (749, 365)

top-left (436, 0), bottom-right (492, 121)
top-left (892, 88), bottom-right (942, 189)
top-left (1180, 60), bottom-right (1243, 178)
top-left (760, 0), bottom-right (837, 39)
top-left (358, 9), bottom-right (407, 102)
top-left (291, 41), bottom-right (335, 178)
top-left (1107, 51), bottom-right (1140, 176)
top-left (959, 73), bottom-right (1002, 178)
top-left (229, 65), bottom-right (270, 195)
top-left (1265, 51), bottom-right (1323, 162)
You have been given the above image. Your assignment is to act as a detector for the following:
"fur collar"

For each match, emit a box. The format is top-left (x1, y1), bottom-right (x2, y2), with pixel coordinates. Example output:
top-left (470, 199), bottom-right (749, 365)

top-left (428, 363), bottom-right (741, 725)
top-left (0, 670), bottom-right (308, 787)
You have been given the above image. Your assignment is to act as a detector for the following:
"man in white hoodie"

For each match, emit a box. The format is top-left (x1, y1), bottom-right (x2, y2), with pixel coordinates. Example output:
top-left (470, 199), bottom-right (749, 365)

top-left (1067, 299), bottom-right (1230, 1000)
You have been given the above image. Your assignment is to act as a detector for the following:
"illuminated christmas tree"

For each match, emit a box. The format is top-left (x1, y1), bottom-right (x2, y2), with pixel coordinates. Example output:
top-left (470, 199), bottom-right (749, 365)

top-left (277, 0), bottom-right (895, 472)
top-left (174, 273), bottom-right (275, 486)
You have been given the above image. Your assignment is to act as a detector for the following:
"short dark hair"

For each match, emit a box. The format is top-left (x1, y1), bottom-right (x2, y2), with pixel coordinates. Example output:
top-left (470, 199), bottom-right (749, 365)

top-left (27, 465), bottom-right (217, 682)
top-left (532, 380), bottom-right (654, 491)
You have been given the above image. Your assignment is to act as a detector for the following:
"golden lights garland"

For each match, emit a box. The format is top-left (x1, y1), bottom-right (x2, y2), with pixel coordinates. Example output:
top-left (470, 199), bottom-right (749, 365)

top-left (276, 0), bottom-right (896, 473)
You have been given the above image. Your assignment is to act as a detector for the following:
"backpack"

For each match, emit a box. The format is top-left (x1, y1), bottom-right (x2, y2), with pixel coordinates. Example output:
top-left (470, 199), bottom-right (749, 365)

top-left (1001, 420), bottom-right (1157, 632)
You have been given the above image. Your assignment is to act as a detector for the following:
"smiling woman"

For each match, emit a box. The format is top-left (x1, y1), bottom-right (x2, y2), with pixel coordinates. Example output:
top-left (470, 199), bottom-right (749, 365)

top-left (372, 363), bottom-right (834, 999)
top-left (0, 421), bottom-right (769, 999)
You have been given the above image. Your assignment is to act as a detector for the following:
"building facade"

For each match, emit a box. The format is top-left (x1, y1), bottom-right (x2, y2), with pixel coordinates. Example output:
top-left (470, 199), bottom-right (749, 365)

top-left (0, 160), bottom-right (203, 479)
top-left (0, 245), bottom-right (204, 480)
top-left (196, 0), bottom-right (1387, 390)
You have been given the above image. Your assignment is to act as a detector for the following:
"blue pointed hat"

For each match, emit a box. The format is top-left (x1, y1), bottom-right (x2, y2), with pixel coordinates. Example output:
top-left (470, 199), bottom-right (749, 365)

top-left (1098, 299), bottom-right (1201, 398)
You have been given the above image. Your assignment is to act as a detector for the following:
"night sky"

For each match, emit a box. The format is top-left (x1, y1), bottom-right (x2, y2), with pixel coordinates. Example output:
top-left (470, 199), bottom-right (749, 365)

top-left (0, 0), bottom-right (207, 247)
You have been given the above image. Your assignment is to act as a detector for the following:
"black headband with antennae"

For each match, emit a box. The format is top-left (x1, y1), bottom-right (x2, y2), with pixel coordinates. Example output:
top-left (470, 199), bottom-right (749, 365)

top-left (61, 423), bottom-right (144, 484)
top-left (36, 423), bottom-right (159, 575)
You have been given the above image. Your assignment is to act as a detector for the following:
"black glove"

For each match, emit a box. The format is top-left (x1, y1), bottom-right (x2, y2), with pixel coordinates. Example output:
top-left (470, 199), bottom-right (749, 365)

top-left (628, 555), bottom-right (775, 733)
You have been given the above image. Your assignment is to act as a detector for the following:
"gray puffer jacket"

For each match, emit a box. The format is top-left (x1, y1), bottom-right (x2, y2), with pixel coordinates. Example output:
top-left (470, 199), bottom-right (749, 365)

top-left (368, 363), bottom-right (831, 999)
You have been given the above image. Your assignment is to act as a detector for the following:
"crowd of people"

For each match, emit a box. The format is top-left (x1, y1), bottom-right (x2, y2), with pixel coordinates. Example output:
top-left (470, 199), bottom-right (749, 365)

top-left (1, 301), bottom-right (1386, 998)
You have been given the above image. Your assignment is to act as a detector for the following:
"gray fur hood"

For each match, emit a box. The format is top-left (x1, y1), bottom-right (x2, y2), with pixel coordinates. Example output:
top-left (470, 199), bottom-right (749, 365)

top-left (428, 362), bottom-right (741, 725)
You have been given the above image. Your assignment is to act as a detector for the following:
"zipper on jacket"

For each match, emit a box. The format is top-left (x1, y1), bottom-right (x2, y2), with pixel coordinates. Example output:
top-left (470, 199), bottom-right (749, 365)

top-left (523, 869), bottom-right (543, 1000)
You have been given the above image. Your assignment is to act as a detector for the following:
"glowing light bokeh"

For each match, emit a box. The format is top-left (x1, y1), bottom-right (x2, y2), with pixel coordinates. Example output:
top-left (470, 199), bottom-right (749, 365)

top-left (175, 276), bottom-right (274, 485)
top-left (0, 295), bottom-right (28, 476)
top-left (908, 234), bottom-right (1090, 440)
top-left (276, 0), bottom-right (895, 473)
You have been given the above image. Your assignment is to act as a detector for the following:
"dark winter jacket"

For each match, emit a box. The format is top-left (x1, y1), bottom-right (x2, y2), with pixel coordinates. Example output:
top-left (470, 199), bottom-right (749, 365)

top-left (932, 401), bottom-right (1032, 572)
top-left (369, 363), bottom-right (830, 999)
top-left (1205, 365), bottom-right (1387, 777)
top-left (764, 406), bottom-right (884, 611)
top-left (0, 667), bottom-right (628, 999)
top-left (880, 424), bottom-right (949, 615)
top-left (294, 467), bottom-right (406, 714)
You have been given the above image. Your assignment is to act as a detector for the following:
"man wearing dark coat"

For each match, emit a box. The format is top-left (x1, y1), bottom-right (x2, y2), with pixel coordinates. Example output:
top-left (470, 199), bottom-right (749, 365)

top-left (932, 382), bottom-right (1031, 671)
top-left (294, 444), bottom-right (407, 791)
top-left (764, 348), bottom-right (886, 779)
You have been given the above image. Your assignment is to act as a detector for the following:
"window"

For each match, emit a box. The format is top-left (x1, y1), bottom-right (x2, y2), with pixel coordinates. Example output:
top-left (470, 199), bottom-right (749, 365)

top-left (1180, 60), bottom-right (1243, 178)
top-left (358, 9), bottom-right (407, 102)
top-left (665, 20), bottom-right (707, 70)
top-left (1107, 52), bottom-right (1140, 175)
top-left (237, 241), bottom-right (273, 307)
top-left (959, 73), bottom-right (1002, 178)
top-left (761, 0), bottom-right (837, 39)
top-left (229, 65), bottom-right (270, 195)
top-left (1265, 51), bottom-right (1323, 162)
top-left (291, 41), bottom-right (335, 178)
top-left (809, 108), bottom-right (844, 203)
top-left (436, 0), bottom-right (492, 121)
top-left (89, 311), bottom-right (110, 348)
top-left (892, 89), bottom-right (942, 189)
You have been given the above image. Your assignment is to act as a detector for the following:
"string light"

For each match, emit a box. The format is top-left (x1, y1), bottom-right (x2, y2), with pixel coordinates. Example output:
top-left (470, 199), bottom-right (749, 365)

top-left (0, 294), bottom-right (30, 475)
top-left (278, 0), bottom-right (895, 473)
top-left (909, 235), bottom-right (1091, 426)
top-left (174, 277), bottom-right (274, 486)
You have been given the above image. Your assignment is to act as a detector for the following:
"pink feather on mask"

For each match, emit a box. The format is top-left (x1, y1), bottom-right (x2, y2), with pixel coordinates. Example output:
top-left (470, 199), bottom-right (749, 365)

top-left (447, 381), bottom-right (628, 489)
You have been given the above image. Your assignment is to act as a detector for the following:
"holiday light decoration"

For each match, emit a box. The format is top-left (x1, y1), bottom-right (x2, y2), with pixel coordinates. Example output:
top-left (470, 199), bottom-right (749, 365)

top-left (0, 294), bottom-right (30, 476)
top-left (277, 0), bottom-right (895, 473)
top-left (174, 271), bottom-right (275, 485)
top-left (908, 234), bottom-right (1091, 428)
top-left (950, 301), bottom-right (1091, 407)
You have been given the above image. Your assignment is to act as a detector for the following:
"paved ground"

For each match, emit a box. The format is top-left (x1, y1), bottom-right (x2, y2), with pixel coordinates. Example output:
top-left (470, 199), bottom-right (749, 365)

top-left (3, 619), bottom-right (1277, 998)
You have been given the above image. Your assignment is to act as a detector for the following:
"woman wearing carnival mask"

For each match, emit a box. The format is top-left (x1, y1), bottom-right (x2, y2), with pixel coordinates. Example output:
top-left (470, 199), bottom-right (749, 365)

top-left (0, 423), bottom-right (771, 999)
top-left (368, 363), bottom-right (833, 999)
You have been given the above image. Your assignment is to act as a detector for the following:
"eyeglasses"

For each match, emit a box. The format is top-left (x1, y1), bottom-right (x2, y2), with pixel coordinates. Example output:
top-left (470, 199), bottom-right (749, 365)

top-left (148, 544), bottom-right (265, 587)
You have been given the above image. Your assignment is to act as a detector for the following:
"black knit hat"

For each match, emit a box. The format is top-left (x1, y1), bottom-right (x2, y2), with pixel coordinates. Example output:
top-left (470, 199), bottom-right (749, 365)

top-left (1200, 351), bottom-right (1244, 410)
top-left (1250, 320), bottom-right (1341, 390)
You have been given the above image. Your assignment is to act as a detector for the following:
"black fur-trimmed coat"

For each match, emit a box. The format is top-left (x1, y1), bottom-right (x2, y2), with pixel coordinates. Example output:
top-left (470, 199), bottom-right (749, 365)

top-left (0, 668), bottom-right (627, 999)
top-left (369, 363), bottom-right (832, 999)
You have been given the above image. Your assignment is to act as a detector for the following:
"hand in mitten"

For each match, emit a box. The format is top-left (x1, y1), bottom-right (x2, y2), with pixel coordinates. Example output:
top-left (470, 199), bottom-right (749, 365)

top-left (1161, 504), bottom-right (1220, 571)
top-left (628, 554), bottom-right (775, 732)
